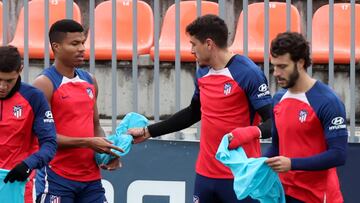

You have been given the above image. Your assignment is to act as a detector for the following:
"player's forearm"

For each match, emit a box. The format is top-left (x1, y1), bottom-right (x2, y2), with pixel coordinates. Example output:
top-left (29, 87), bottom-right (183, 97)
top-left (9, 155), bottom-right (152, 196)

top-left (291, 136), bottom-right (347, 171)
top-left (258, 119), bottom-right (272, 139)
top-left (263, 145), bottom-right (279, 158)
top-left (23, 136), bottom-right (57, 169)
top-left (56, 134), bottom-right (93, 149)
top-left (262, 126), bottom-right (279, 157)
top-left (256, 104), bottom-right (273, 139)
top-left (148, 108), bottom-right (200, 137)
top-left (148, 98), bottom-right (201, 137)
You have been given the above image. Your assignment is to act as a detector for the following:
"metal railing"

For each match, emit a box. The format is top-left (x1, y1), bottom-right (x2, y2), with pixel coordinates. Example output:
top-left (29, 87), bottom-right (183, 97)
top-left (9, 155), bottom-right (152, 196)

top-left (1, 0), bottom-right (357, 141)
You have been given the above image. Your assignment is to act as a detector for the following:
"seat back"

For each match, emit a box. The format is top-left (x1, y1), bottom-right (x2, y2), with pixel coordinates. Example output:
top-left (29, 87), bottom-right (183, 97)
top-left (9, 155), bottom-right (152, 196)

top-left (230, 2), bottom-right (301, 62)
top-left (85, 0), bottom-right (154, 60)
top-left (312, 3), bottom-right (360, 63)
top-left (151, 1), bottom-right (218, 61)
top-left (10, 0), bottom-right (81, 58)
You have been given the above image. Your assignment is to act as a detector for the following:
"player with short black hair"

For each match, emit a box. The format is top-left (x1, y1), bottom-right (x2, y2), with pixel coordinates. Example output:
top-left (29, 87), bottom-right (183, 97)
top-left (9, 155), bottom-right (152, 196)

top-left (129, 14), bottom-right (273, 203)
top-left (33, 19), bottom-right (123, 203)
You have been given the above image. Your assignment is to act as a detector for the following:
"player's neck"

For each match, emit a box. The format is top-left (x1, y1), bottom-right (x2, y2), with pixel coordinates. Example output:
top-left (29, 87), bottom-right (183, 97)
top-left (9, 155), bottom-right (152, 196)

top-left (288, 73), bottom-right (316, 94)
top-left (210, 50), bottom-right (234, 71)
top-left (54, 59), bottom-right (76, 79)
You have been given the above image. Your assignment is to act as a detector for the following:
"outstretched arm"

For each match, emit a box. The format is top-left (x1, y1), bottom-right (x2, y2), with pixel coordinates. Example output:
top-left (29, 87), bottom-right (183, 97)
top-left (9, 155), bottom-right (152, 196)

top-left (128, 96), bottom-right (201, 144)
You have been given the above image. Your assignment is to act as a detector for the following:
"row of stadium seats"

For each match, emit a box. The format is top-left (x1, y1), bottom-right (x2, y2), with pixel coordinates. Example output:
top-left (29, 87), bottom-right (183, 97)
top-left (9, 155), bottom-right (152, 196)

top-left (0, 0), bottom-right (359, 63)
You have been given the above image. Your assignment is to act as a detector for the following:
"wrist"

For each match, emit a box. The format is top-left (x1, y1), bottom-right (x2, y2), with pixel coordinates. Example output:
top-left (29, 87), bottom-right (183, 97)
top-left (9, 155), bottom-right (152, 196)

top-left (21, 161), bottom-right (31, 171)
top-left (83, 137), bottom-right (91, 148)
top-left (143, 126), bottom-right (151, 138)
top-left (289, 158), bottom-right (295, 170)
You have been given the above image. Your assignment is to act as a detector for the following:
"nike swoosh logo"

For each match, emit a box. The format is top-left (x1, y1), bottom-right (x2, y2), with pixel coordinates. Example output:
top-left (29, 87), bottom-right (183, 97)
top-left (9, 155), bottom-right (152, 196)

top-left (26, 169), bottom-right (30, 174)
top-left (61, 96), bottom-right (69, 99)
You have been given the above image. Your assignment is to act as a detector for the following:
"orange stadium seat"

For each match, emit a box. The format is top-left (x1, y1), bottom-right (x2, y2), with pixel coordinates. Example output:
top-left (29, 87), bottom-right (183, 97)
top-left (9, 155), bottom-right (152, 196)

top-left (9, 0), bottom-right (81, 59)
top-left (229, 2), bottom-right (301, 62)
top-left (312, 3), bottom-right (360, 64)
top-left (84, 0), bottom-right (153, 60)
top-left (150, 1), bottom-right (219, 62)
top-left (0, 2), bottom-right (3, 45)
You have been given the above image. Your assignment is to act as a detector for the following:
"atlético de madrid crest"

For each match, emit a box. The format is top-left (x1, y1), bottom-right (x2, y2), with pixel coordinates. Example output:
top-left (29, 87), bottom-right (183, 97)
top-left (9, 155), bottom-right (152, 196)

top-left (13, 105), bottom-right (22, 118)
top-left (224, 83), bottom-right (232, 95)
top-left (86, 87), bottom-right (94, 99)
top-left (299, 110), bottom-right (308, 123)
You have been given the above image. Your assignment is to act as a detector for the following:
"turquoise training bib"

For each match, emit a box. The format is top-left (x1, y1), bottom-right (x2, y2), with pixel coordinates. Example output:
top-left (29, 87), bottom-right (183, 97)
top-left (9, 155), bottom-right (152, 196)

top-left (0, 169), bottom-right (27, 203)
top-left (96, 112), bottom-right (149, 165)
top-left (216, 135), bottom-right (285, 203)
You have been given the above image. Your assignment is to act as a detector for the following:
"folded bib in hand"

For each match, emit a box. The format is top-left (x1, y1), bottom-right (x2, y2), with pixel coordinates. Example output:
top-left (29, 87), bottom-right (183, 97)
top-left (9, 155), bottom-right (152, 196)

top-left (0, 169), bottom-right (27, 203)
top-left (96, 112), bottom-right (148, 165)
top-left (216, 135), bottom-right (285, 203)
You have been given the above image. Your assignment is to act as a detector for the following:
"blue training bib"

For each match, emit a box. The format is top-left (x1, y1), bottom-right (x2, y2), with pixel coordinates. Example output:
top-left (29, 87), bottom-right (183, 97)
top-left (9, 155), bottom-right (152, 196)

top-left (0, 169), bottom-right (27, 203)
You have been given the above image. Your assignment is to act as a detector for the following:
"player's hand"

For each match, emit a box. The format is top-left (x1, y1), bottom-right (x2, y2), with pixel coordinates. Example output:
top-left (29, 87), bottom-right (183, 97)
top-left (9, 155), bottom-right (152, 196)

top-left (4, 162), bottom-right (32, 183)
top-left (265, 156), bottom-right (291, 173)
top-left (228, 126), bottom-right (260, 150)
top-left (127, 127), bottom-right (150, 144)
top-left (100, 157), bottom-right (122, 171)
top-left (87, 137), bottom-right (124, 158)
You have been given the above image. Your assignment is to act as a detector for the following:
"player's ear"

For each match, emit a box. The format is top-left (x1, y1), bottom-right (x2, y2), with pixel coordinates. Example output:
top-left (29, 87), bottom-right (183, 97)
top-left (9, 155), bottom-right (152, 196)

top-left (51, 42), bottom-right (60, 54)
top-left (205, 38), bottom-right (214, 50)
top-left (297, 59), bottom-right (305, 70)
top-left (17, 65), bottom-right (23, 74)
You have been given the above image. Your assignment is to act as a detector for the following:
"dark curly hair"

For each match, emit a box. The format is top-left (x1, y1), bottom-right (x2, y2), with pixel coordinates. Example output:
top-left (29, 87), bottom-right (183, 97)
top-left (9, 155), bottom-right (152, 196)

top-left (270, 32), bottom-right (312, 69)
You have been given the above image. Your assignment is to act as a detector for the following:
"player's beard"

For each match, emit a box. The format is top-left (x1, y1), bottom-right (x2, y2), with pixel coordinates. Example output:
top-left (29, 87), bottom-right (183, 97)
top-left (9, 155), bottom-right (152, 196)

top-left (277, 64), bottom-right (300, 89)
